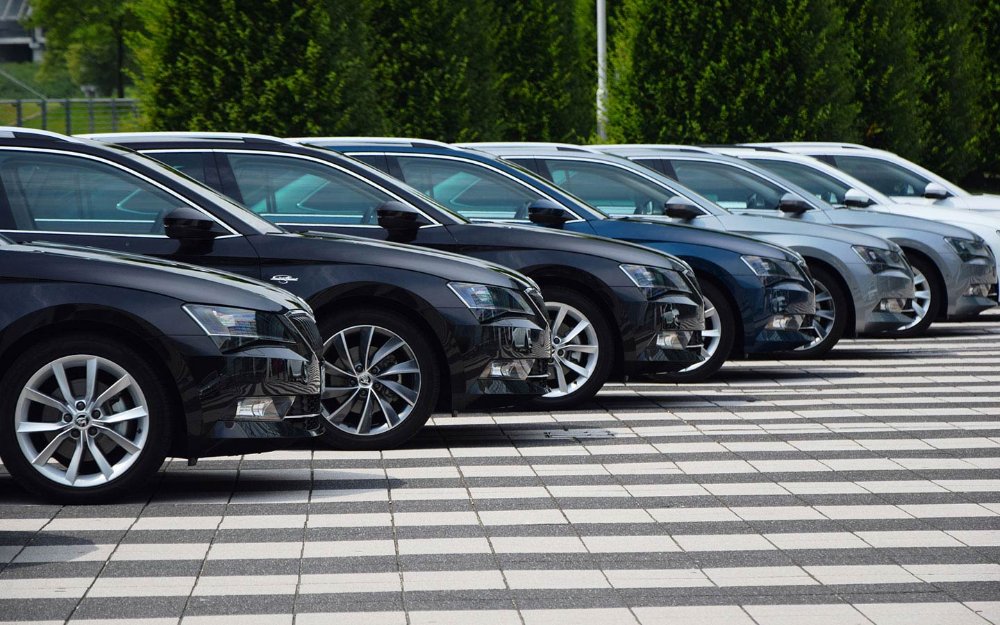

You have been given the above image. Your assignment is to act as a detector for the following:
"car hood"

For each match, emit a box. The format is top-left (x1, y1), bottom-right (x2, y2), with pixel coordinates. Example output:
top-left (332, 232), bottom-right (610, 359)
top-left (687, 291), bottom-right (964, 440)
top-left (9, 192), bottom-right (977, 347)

top-left (448, 222), bottom-right (692, 273)
top-left (271, 231), bottom-right (537, 291)
top-left (591, 217), bottom-right (801, 262)
top-left (882, 202), bottom-right (1000, 229)
top-left (676, 212), bottom-right (895, 250)
top-left (2, 241), bottom-right (309, 313)
top-left (940, 194), bottom-right (1000, 210)
top-left (819, 207), bottom-right (978, 239)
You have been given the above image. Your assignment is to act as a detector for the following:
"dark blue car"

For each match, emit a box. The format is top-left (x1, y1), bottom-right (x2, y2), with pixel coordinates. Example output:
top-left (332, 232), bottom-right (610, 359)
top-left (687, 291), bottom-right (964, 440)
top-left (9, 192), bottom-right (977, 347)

top-left (300, 138), bottom-right (816, 380)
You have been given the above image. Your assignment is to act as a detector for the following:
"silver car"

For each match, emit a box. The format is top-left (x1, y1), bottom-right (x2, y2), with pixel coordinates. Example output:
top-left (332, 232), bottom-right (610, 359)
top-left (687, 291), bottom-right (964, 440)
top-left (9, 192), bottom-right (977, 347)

top-left (705, 147), bottom-right (999, 322)
top-left (464, 142), bottom-right (916, 353)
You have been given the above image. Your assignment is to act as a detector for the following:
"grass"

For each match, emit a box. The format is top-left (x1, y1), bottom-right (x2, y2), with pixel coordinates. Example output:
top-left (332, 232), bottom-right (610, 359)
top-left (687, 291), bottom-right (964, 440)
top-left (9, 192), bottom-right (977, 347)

top-left (0, 99), bottom-right (145, 133)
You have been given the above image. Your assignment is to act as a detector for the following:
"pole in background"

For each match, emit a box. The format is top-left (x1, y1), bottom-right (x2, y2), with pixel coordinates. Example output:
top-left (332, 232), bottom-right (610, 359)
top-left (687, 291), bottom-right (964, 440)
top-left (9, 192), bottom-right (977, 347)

top-left (596, 0), bottom-right (607, 140)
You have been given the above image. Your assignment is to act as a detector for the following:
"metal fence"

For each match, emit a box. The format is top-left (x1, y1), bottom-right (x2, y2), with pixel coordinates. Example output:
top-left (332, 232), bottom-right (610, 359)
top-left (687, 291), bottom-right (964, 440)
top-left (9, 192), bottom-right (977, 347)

top-left (0, 98), bottom-right (142, 134)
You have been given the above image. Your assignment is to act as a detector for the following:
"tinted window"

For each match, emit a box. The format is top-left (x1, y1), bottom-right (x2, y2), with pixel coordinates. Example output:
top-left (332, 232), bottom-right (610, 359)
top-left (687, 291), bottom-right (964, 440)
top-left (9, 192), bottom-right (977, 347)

top-left (539, 159), bottom-right (677, 216)
top-left (669, 160), bottom-right (784, 210)
top-left (395, 156), bottom-right (541, 220)
top-left (835, 155), bottom-right (929, 198)
top-left (151, 152), bottom-right (213, 185)
top-left (0, 151), bottom-right (179, 234)
top-left (226, 153), bottom-right (393, 225)
top-left (749, 159), bottom-right (850, 206)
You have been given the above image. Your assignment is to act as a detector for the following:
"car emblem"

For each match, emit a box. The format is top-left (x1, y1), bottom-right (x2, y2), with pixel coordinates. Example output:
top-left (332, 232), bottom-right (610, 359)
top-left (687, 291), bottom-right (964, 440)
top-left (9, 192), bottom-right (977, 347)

top-left (270, 275), bottom-right (299, 285)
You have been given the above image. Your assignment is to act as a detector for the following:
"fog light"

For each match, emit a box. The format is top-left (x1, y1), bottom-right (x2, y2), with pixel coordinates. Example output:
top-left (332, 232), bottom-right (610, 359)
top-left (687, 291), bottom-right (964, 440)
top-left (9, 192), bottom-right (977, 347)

top-left (966, 283), bottom-right (993, 297)
top-left (766, 314), bottom-right (804, 330)
top-left (235, 396), bottom-right (294, 421)
top-left (483, 359), bottom-right (533, 380)
top-left (878, 298), bottom-right (907, 313)
top-left (657, 330), bottom-right (687, 349)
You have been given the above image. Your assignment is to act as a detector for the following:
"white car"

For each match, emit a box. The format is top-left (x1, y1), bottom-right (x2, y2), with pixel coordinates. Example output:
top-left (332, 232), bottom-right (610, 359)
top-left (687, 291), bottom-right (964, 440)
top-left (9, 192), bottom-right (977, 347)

top-left (749, 142), bottom-right (1000, 210)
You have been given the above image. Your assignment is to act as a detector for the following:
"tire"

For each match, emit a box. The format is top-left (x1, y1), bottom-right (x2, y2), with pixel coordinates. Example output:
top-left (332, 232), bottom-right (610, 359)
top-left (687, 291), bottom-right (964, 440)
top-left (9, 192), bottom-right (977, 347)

top-left (0, 334), bottom-right (172, 504)
top-left (318, 308), bottom-right (439, 450)
top-left (650, 281), bottom-right (734, 383)
top-left (886, 255), bottom-right (939, 338)
top-left (531, 286), bottom-right (615, 409)
top-left (785, 265), bottom-right (847, 359)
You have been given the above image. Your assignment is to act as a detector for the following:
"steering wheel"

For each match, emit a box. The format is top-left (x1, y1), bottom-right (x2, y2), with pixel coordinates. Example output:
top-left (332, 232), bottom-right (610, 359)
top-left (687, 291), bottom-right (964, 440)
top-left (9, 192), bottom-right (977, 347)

top-left (746, 192), bottom-right (764, 210)
top-left (514, 200), bottom-right (533, 220)
top-left (361, 204), bottom-right (378, 225)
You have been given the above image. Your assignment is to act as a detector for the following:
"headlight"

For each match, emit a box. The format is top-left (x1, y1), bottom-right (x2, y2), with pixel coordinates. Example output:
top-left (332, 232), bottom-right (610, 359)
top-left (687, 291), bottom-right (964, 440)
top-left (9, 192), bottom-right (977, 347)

top-left (947, 237), bottom-right (992, 261)
top-left (184, 305), bottom-right (299, 352)
top-left (741, 255), bottom-right (805, 284)
top-left (620, 264), bottom-right (693, 299)
top-left (852, 245), bottom-right (910, 274)
top-left (448, 282), bottom-right (534, 322)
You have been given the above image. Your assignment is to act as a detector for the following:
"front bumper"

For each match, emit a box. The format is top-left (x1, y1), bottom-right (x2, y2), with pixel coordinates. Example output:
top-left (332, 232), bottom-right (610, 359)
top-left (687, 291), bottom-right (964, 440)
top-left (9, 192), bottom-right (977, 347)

top-left (741, 278), bottom-right (816, 353)
top-left (947, 258), bottom-right (999, 318)
top-left (439, 308), bottom-right (551, 410)
top-left (613, 287), bottom-right (704, 374)
top-left (167, 335), bottom-right (324, 458)
top-left (855, 269), bottom-right (915, 334)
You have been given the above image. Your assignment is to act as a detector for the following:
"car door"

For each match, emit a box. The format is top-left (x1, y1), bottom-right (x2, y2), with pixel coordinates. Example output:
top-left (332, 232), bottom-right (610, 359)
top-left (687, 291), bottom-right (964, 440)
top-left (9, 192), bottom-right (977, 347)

top-left (0, 148), bottom-right (260, 276)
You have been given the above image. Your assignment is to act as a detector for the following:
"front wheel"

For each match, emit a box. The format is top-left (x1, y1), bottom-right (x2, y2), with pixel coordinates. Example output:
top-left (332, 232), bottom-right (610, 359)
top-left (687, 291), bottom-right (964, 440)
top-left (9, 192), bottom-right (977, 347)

top-left (886, 256), bottom-right (939, 337)
top-left (0, 335), bottom-right (172, 504)
top-left (650, 281), bottom-right (734, 383)
top-left (318, 308), bottom-right (439, 450)
top-left (786, 265), bottom-right (846, 359)
top-left (532, 286), bottom-right (614, 409)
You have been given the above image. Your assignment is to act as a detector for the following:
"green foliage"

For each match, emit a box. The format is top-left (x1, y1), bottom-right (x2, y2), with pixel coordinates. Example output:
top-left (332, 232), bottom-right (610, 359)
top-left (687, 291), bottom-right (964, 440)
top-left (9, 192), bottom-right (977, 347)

top-left (607, 0), bottom-right (861, 144)
top-left (131, 0), bottom-right (384, 135)
top-left (491, 0), bottom-right (594, 142)
top-left (974, 0), bottom-right (1000, 178)
top-left (0, 62), bottom-right (77, 99)
top-left (25, 0), bottom-right (140, 97)
top-left (845, 0), bottom-right (926, 159)
top-left (916, 0), bottom-right (986, 179)
top-left (366, 0), bottom-right (499, 141)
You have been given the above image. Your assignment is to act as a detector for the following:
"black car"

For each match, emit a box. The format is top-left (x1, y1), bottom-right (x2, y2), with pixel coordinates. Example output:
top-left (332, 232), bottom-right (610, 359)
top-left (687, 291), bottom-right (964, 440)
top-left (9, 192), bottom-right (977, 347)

top-left (0, 236), bottom-right (323, 503)
top-left (0, 128), bottom-right (550, 451)
top-left (89, 132), bottom-right (707, 406)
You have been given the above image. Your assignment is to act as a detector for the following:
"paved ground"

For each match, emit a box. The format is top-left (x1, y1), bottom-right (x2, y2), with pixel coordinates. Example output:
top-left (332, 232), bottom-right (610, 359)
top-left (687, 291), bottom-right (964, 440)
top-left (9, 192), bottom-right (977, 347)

top-left (2, 313), bottom-right (1000, 625)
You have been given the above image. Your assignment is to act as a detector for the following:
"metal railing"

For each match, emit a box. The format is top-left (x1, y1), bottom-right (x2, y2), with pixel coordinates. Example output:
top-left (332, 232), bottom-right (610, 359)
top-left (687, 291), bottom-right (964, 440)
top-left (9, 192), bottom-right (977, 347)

top-left (0, 98), bottom-right (142, 134)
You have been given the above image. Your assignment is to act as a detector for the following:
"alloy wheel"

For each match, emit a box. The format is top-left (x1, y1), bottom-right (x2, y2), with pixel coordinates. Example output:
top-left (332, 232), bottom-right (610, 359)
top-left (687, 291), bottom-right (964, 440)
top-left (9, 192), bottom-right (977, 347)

top-left (898, 268), bottom-right (931, 331)
top-left (543, 302), bottom-right (600, 398)
top-left (679, 295), bottom-right (721, 373)
top-left (14, 354), bottom-right (149, 488)
top-left (797, 279), bottom-right (836, 350)
top-left (322, 325), bottom-right (421, 436)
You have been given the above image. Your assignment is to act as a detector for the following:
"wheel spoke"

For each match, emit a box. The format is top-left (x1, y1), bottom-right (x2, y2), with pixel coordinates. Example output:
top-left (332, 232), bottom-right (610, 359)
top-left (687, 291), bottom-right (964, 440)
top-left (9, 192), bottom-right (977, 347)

top-left (51, 361), bottom-right (75, 406)
top-left (95, 425), bottom-right (141, 455)
top-left (93, 374), bottom-right (132, 410)
top-left (373, 392), bottom-right (400, 426)
top-left (359, 326), bottom-right (375, 370)
top-left (368, 337), bottom-right (403, 369)
top-left (87, 436), bottom-right (114, 479)
top-left (561, 319), bottom-right (591, 344)
top-left (31, 430), bottom-right (72, 466)
top-left (64, 436), bottom-right (85, 484)
top-left (380, 379), bottom-right (418, 406)
top-left (99, 406), bottom-right (148, 425)
top-left (815, 310), bottom-right (836, 320)
top-left (553, 360), bottom-right (569, 392)
top-left (560, 357), bottom-right (589, 378)
top-left (24, 388), bottom-right (71, 413)
top-left (334, 332), bottom-right (356, 373)
top-left (326, 388), bottom-right (360, 424)
top-left (378, 360), bottom-right (419, 376)
top-left (551, 305), bottom-right (568, 334)
top-left (322, 385), bottom-right (357, 398)
top-left (83, 358), bottom-right (98, 406)
top-left (815, 292), bottom-right (833, 304)
top-left (703, 305), bottom-right (717, 318)
top-left (323, 360), bottom-right (355, 379)
top-left (562, 343), bottom-right (598, 353)
top-left (17, 420), bottom-right (69, 434)
top-left (702, 329), bottom-right (722, 338)
top-left (356, 391), bottom-right (374, 434)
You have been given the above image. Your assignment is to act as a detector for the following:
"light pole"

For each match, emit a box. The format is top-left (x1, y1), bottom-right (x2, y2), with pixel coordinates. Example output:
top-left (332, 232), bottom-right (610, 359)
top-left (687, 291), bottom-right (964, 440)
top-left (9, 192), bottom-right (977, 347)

top-left (596, 0), bottom-right (607, 140)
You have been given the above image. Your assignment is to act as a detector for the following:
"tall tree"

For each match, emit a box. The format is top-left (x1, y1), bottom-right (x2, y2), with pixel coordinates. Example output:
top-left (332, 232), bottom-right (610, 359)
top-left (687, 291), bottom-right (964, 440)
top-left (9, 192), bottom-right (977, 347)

top-left (607, 0), bottom-right (861, 144)
top-left (916, 0), bottom-right (986, 179)
top-left (367, 0), bottom-right (499, 141)
top-left (974, 0), bottom-right (1000, 183)
top-left (491, 0), bottom-right (594, 142)
top-left (26, 0), bottom-right (140, 97)
top-left (131, 0), bottom-right (383, 135)
top-left (845, 0), bottom-right (926, 159)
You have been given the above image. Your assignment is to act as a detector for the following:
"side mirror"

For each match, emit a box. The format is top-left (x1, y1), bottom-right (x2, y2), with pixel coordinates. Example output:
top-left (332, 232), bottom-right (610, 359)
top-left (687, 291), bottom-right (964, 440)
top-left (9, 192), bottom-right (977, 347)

top-left (164, 206), bottom-right (227, 241)
top-left (376, 201), bottom-right (430, 242)
top-left (843, 188), bottom-right (874, 208)
top-left (663, 196), bottom-right (702, 220)
top-left (778, 193), bottom-right (811, 214)
top-left (527, 199), bottom-right (574, 227)
top-left (923, 182), bottom-right (950, 200)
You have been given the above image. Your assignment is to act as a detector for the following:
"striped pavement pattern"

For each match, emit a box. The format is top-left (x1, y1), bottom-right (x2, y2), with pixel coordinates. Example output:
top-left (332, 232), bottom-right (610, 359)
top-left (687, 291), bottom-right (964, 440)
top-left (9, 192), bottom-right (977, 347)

top-left (1, 313), bottom-right (999, 624)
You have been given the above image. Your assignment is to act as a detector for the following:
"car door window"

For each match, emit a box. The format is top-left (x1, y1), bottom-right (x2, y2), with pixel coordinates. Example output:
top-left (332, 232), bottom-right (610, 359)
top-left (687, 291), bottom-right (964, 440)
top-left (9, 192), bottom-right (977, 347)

top-left (748, 159), bottom-right (850, 206)
top-left (395, 156), bottom-right (542, 220)
top-left (0, 151), bottom-right (179, 234)
top-left (225, 153), bottom-right (393, 226)
top-left (150, 152), bottom-right (213, 186)
top-left (834, 156), bottom-right (929, 198)
top-left (539, 159), bottom-right (676, 216)
top-left (669, 160), bottom-right (784, 211)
